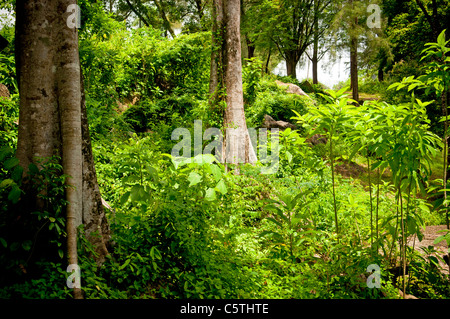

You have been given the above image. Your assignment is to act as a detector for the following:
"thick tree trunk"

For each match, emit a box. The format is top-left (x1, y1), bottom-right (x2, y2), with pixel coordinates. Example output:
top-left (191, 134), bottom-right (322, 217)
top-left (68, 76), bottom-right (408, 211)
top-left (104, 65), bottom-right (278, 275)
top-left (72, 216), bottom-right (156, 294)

top-left (15, 0), bottom-right (109, 296)
top-left (80, 73), bottom-right (110, 265)
top-left (285, 51), bottom-right (298, 79)
top-left (209, 0), bottom-right (256, 166)
top-left (222, 0), bottom-right (256, 165)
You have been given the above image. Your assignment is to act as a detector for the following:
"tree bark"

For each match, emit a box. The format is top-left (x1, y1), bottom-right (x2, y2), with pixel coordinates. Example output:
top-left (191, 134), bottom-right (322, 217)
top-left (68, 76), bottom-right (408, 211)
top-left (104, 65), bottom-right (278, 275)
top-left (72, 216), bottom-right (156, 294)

top-left (152, 0), bottom-right (176, 38)
top-left (208, 0), bottom-right (224, 104)
top-left (350, 30), bottom-right (359, 101)
top-left (209, 0), bottom-right (256, 166)
top-left (312, 42), bottom-right (318, 84)
top-left (285, 51), bottom-right (298, 79)
top-left (15, 0), bottom-right (109, 297)
top-left (312, 0), bottom-right (319, 84)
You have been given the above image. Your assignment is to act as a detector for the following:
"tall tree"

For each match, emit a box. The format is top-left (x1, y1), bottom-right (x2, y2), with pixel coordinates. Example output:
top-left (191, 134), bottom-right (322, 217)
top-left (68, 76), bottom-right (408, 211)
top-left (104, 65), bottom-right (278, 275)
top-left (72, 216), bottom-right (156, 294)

top-left (15, 0), bottom-right (110, 298)
top-left (254, 0), bottom-right (317, 79)
top-left (209, 0), bottom-right (257, 167)
top-left (304, 0), bottom-right (334, 84)
top-left (331, 0), bottom-right (385, 101)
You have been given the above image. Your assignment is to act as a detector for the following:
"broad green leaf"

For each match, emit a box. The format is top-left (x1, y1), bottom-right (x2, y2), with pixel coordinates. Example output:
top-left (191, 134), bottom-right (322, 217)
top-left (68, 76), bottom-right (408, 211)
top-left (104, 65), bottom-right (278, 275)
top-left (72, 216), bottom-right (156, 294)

top-left (0, 179), bottom-right (13, 189)
top-left (8, 185), bottom-right (21, 203)
top-left (119, 191), bottom-right (131, 205)
top-left (11, 165), bottom-right (23, 182)
top-left (204, 187), bottom-right (216, 201)
top-left (215, 179), bottom-right (227, 195)
top-left (285, 150), bottom-right (293, 163)
top-left (188, 171), bottom-right (202, 187)
top-left (4, 157), bottom-right (19, 170)
top-left (209, 164), bottom-right (222, 182)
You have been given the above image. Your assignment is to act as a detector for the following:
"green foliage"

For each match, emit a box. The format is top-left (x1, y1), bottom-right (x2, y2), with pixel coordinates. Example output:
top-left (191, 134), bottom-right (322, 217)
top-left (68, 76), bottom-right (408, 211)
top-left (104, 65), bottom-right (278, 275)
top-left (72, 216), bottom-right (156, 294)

top-left (243, 57), bottom-right (263, 105)
top-left (4, 5), bottom-right (450, 300)
top-left (0, 154), bottom-right (69, 289)
top-left (245, 87), bottom-right (311, 127)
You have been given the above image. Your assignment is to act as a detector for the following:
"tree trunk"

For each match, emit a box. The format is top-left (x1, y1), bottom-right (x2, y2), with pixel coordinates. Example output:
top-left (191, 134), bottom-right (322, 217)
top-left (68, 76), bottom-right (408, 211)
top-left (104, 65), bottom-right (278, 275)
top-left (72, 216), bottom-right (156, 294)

top-left (378, 67), bottom-right (384, 82)
top-left (350, 33), bottom-right (359, 101)
top-left (312, 0), bottom-right (319, 84)
top-left (152, 0), bottom-right (176, 38)
top-left (285, 51), bottom-right (298, 79)
top-left (209, 0), bottom-right (256, 166)
top-left (209, 0), bottom-right (224, 104)
top-left (312, 43), bottom-right (318, 84)
top-left (265, 47), bottom-right (271, 74)
top-left (246, 38), bottom-right (255, 61)
top-left (222, 0), bottom-right (256, 165)
top-left (15, 0), bottom-right (109, 297)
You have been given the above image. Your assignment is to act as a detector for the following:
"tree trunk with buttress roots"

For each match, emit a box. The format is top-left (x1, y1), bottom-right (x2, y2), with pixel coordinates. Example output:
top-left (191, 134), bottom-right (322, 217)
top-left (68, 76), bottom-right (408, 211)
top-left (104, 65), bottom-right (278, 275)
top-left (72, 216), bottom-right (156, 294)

top-left (209, 0), bottom-right (257, 166)
top-left (15, 0), bottom-right (110, 298)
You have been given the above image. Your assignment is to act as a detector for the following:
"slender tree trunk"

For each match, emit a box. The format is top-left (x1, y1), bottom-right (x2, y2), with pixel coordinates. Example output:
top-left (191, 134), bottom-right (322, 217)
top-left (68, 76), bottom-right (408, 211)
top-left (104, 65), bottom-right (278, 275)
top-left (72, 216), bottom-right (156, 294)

top-left (265, 48), bottom-right (271, 74)
top-left (209, 0), bottom-right (224, 104)
top-left (15, 1), bottom-right (109, 298)
top-left (312, 44), bottom-right (318, 84)
top-left (152, 0), bottom-right (176, 38)
top-left (58, 0), bottom-right (83, 300)
top-left (312, 0), bottom-right (319, 84)
top-left (350, 33), bottom-right (359, 101)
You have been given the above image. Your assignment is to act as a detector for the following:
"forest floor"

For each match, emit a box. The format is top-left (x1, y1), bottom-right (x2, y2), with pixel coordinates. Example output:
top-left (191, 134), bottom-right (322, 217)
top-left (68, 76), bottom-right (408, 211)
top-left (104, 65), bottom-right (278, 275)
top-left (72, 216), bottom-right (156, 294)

top-left (407, 225), bottom-right (450, 276)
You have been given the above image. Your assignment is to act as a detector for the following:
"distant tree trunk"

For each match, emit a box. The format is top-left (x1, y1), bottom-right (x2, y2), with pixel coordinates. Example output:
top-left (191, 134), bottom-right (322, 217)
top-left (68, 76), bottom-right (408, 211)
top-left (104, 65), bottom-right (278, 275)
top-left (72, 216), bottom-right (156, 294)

top-left (285, 51), bottom-right (298, 79)
top-left (350, 35), bottom-right (358, 101)
top-left (208, 0), bottom-right (224, 104)
top-left (265, 48), bottom-right (271, 74)
top-left (415, 0), bottom-right (441, 40)
top-left (15, 0), bottom-right (110, 298)
top-left (312, 0), bottom-right (319, 84)
top-left (378, 67), bottom-right (384, 82)
top-left (246, 38), bottom-right (255, 61)
top-left (312, 40), bottom-right (318, 84)
top-left (209, 0), bottom-right (256, 166)
top-left (152, 0), bottom-right (176, 38)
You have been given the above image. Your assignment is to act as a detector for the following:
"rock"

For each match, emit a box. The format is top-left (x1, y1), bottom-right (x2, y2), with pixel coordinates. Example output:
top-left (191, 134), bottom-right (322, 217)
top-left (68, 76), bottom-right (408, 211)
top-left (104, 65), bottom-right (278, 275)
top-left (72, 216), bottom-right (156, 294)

top-left (398, 289), bottom-right (418, 299)
top-left (262, 114), bottom-right (296, 130)
top-left (275, 80), bottom-right (310, 97)
top-left (306, 134), bottom-right (327, 146)
top-left (0, 83), bottom-right (10, 98)
top-left (300, 79), bottom-right (314, 93)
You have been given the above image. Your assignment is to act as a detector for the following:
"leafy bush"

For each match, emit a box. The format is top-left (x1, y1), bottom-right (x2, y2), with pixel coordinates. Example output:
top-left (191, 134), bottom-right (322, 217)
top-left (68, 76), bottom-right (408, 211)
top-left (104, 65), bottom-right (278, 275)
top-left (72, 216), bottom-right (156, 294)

top-left (0, 154), bottom-right (69, 290)
top-left (246, 90), bottom-right (310, 127)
